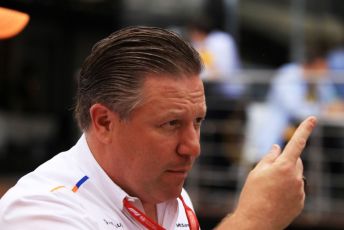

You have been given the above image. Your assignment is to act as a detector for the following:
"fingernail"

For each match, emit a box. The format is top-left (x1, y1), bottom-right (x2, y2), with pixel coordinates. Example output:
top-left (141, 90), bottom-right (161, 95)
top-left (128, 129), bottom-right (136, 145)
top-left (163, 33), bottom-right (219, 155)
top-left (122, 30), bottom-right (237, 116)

top-left (271, 144), bottom-right (280, 151)
top-left (309, 116), bottom-right (317, 125)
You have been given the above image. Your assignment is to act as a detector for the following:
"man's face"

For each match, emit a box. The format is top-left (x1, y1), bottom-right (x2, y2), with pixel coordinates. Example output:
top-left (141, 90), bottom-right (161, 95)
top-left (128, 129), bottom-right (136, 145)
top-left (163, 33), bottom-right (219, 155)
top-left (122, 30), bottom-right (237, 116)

top-left (303, 58), bottom-right (328, 81)
top-left (111, 75), bottom-right (206, 204)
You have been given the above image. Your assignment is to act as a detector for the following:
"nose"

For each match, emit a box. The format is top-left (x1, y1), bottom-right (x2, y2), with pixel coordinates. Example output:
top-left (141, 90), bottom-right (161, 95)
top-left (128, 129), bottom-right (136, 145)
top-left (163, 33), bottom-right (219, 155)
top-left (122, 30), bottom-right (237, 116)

top-left (177, 124), bottom-right (201, 158)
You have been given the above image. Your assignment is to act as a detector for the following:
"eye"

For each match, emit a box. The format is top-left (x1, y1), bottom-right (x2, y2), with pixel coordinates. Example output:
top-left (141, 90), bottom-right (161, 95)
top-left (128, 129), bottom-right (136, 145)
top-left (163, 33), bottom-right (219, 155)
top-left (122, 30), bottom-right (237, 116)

top-left (194, 117), bottom-right (204, 128)
top-left (168, 120), bottom-right (178, 126)
top-left (161, 120), bottom-right (181, 130)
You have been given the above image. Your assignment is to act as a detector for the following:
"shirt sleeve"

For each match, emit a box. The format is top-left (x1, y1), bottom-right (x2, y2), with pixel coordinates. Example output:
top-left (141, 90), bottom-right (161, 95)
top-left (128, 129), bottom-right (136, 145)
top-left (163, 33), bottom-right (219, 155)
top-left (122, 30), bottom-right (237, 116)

top-left (0, 190), bottom-right (99, 230)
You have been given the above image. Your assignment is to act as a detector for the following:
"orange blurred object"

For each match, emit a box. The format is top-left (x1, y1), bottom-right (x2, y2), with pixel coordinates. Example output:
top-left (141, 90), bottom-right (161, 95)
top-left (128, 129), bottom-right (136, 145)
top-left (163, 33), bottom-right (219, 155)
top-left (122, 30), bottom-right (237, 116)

top-left (0, 6), bottom-right (30, 39)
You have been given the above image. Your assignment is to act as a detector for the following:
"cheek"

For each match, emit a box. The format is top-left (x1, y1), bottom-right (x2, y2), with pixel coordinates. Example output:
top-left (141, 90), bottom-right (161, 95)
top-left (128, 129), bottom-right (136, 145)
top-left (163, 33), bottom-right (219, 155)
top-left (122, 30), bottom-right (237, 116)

top-left (119, 125), bottom-right (179, 162)
top-left (140, 127), bottom-right (178, 150)
top-left (135, 136), bottom-right (178, 170)
top-left (149, 134), bottom-right (179, 157)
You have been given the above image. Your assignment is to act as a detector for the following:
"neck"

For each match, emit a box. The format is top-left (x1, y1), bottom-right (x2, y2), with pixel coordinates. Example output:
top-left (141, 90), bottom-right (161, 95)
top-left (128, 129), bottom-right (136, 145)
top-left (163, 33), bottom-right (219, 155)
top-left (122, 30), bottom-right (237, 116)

top-left (142, 202), bottom-right (158, 222)
top-left (86, 133), bottom-right (159, 222)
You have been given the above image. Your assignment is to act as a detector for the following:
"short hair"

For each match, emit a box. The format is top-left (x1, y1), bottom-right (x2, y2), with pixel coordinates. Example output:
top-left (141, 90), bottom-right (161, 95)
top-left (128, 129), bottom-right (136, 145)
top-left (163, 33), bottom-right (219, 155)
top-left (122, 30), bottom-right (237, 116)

top-left (75, 26), bottom-right (203, 131)
top-left (303, 37), bottom-right (329, 64)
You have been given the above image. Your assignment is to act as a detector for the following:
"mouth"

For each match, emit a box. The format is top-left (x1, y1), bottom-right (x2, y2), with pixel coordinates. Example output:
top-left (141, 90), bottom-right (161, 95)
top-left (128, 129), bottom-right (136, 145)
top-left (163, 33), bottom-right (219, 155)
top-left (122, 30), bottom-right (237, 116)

top-left (166, 168), bottom-right (191, 178)
top-left (167, 169), bottom-right (188, 174)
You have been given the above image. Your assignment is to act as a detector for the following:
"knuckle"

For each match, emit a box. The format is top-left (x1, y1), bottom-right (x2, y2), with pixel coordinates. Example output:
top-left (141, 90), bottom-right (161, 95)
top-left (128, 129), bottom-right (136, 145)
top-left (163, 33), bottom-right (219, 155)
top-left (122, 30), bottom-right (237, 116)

top-left (298, 191), bottom-right (306, 206)
top-left (293, 178), bottom-right (305, 199)
top-left (296, 138), bottom-right (306, 150)
top-left (277, 162), bottom-right (293, 174)
top-left (297, 177), bottom-right (303, 186)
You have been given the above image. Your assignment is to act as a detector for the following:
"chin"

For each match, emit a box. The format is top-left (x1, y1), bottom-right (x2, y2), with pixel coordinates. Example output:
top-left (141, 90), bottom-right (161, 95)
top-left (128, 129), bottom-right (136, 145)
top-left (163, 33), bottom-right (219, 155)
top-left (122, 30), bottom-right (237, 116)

top-left (165, 185), bottom-right (184, 200)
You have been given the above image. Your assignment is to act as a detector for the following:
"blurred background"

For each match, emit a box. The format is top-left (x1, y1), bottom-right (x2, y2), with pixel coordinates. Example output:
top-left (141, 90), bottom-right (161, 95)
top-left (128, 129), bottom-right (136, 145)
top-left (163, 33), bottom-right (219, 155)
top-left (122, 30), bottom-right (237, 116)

top-left (1, 0), bottom-right (344, 229)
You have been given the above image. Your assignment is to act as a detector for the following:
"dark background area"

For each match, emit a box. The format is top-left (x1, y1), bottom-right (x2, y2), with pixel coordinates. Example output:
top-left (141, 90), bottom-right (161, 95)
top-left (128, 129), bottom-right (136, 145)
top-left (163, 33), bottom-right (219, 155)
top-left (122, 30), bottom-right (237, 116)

top-left (0, 0), bottom-right (295, 174)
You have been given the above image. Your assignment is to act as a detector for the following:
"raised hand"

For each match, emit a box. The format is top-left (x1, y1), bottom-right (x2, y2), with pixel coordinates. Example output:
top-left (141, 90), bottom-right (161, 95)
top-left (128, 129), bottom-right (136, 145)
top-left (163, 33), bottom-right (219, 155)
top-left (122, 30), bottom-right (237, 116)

top-left (216, 116), bottom-right (317, 230)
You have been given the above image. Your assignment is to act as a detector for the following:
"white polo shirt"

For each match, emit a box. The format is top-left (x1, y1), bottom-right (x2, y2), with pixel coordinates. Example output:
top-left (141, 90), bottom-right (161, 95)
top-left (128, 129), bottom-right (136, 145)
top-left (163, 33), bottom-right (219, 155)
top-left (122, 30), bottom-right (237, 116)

top-left (0, 135), bottom-right (195, 229)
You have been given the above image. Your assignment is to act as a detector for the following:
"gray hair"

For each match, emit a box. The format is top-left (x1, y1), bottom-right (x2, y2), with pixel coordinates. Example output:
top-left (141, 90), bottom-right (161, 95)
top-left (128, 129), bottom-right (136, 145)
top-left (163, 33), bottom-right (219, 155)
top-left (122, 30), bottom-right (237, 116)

top-left (75, 26), bottom-right (203, 131)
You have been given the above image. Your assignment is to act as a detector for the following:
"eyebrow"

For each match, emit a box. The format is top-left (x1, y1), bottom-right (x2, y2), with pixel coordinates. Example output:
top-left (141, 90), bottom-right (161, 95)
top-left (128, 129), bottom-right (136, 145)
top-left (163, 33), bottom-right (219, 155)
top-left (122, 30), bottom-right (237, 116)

top-left (157, 109), bottom-right (184, 118)
top-left (157, 107), bottom-right (207, 119)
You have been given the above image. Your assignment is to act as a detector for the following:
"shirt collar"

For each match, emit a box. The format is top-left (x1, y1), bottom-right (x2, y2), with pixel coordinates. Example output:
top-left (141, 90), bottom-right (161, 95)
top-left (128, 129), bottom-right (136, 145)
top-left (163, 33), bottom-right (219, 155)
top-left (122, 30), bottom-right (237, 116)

top-left (74, 134), bottom-right (179, 225)
top-left (75, 134), bottom-right (128, 210)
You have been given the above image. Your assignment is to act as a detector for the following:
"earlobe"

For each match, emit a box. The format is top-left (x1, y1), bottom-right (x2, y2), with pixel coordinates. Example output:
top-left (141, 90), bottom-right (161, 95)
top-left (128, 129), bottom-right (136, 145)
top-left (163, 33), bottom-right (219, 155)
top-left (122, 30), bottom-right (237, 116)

top-left (89, 103), bottom-right (115, 144)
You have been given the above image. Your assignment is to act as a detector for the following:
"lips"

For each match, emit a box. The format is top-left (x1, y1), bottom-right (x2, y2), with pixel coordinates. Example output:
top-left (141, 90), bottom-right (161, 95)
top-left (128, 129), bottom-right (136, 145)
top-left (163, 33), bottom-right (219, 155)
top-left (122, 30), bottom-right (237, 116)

top-left (166, 167), bottom-right (192, 176)
top-left (168, 169), bottom-right (188, 174)
top-left (166, 171), bottom-right (188, 181)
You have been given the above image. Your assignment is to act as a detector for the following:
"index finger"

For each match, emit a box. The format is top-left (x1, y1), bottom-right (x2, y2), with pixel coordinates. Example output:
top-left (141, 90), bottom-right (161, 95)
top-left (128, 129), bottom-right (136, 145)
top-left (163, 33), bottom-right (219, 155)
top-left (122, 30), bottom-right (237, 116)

top-left (278, 116), bottom-right (317, 163)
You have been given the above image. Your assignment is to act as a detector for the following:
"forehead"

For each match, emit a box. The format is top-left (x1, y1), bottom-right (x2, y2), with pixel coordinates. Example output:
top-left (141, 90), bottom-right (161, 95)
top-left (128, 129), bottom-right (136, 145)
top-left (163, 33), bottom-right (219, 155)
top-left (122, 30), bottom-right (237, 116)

top-left (140, 75), bottom-right (206, 113)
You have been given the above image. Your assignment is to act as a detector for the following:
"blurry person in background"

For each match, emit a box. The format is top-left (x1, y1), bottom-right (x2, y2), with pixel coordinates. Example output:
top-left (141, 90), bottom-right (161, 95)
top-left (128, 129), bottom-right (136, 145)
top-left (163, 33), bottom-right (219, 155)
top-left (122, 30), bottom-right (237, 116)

top-left (188, 19), bottom-right (240, 81)
top-left (327, 35), bottom-right (344, 99)
top-left (0, 26), bottom-right (316, 230)
top-left (187, 17), bottom-right (244, 99)
top-left (249, 39), bottom-right (343, 162)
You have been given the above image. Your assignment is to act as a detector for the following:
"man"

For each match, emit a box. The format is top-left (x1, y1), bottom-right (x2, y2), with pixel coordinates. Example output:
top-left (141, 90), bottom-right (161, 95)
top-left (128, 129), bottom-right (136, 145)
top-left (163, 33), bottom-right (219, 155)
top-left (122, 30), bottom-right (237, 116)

top-left (327, 38), bottom-right (344, 99)
top-left (0, 26), bottom-right (316, 229)
top-left (188, 19), bottom-right (244, 99)
top-left (188, 19), bottom-right (240, 81)
top-left (246, 40), bottom-right (338, 163)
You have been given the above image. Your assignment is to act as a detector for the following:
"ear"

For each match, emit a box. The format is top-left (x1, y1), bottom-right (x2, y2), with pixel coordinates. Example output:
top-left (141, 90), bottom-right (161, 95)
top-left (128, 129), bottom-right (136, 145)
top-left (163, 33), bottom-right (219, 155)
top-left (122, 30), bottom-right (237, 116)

top-left (89, 103), bottom-right (117, 144)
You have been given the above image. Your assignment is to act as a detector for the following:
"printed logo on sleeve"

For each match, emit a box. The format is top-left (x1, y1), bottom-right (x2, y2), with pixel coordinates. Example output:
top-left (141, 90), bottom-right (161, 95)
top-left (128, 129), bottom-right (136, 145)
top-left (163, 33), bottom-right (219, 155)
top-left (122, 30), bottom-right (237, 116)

top-left (103, 219), bottom-right (124, 229)
top-left (176, 222), bottom-right (189, 228)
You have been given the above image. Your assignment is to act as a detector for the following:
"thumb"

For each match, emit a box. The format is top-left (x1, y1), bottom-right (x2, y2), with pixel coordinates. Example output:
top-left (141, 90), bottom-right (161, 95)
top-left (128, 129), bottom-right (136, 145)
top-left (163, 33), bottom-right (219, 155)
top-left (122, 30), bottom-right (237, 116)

top-left (261, 144), bottom-right (281, 163)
